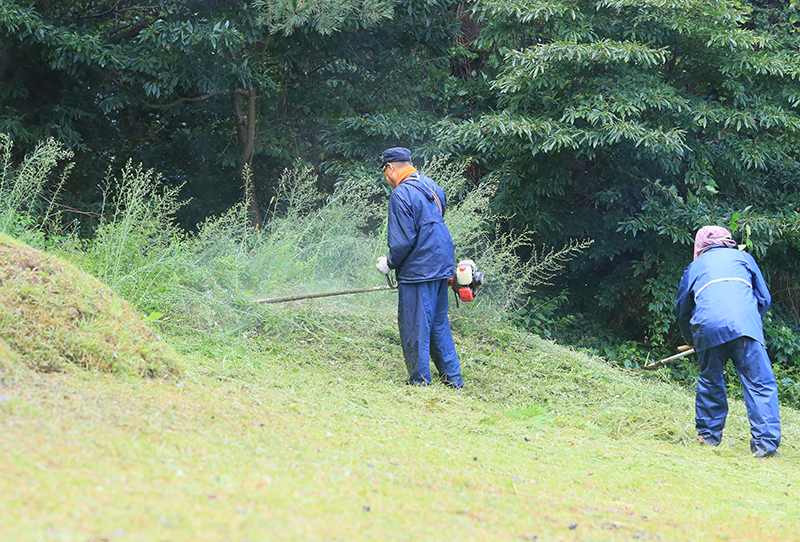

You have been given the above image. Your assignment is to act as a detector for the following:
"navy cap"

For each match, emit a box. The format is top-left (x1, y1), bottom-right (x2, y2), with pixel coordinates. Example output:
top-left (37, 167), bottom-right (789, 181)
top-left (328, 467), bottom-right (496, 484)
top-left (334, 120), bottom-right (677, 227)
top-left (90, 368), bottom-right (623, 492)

top-left (380, 147), bottom-right (412, 167)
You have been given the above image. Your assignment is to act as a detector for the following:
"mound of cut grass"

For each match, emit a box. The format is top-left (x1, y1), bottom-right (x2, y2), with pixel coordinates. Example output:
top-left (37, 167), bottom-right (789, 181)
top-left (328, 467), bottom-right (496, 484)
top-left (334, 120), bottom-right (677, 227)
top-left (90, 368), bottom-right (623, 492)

top-left (0, 234), bottom-right (181, 377)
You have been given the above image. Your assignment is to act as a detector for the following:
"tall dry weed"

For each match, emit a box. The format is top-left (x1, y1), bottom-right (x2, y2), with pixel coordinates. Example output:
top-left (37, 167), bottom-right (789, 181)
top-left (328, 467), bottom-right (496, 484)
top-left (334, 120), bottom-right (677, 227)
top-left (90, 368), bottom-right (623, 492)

top-left (0, 134), bottom-right (74, 245)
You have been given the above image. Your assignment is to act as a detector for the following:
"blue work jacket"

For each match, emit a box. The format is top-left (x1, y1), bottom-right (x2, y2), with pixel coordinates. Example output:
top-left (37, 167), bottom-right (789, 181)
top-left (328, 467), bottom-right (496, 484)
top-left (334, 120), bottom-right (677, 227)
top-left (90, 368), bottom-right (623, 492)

top-left (386, 172), bottom-right (455, 283)
top-left (675, 246), bottom-right (771, 352)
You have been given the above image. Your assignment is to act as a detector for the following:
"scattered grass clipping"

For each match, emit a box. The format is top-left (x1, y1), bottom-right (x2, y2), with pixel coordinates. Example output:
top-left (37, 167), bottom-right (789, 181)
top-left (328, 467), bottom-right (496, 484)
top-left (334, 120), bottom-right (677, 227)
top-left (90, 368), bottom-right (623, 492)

top-left (0, 234), bottom-right (181, 377)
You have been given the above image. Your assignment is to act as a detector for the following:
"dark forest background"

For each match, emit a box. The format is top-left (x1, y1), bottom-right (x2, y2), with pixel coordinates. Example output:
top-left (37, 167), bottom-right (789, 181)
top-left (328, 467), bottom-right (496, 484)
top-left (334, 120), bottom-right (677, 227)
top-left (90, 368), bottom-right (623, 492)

top-left (4, 0), bottom-right (800, 374)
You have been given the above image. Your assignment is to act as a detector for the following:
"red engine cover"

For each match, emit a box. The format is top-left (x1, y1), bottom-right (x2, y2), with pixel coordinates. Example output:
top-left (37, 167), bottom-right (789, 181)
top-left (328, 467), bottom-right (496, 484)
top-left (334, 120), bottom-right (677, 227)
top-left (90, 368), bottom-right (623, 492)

top-left (458, 287), bottom-right (474, 302)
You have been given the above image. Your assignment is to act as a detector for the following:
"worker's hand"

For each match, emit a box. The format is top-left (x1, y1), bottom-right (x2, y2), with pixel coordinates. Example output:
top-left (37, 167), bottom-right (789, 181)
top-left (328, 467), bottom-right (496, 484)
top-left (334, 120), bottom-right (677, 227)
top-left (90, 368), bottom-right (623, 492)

top-left (376, 256), bottom-right (390, 275)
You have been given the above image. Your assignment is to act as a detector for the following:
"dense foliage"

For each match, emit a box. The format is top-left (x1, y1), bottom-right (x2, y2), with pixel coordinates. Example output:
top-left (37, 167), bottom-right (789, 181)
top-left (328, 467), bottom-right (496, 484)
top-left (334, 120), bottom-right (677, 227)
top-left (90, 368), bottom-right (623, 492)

top-left (447, 0), bottom-right (800, 349)
top-left (3, 0), bottom-right (800, 379)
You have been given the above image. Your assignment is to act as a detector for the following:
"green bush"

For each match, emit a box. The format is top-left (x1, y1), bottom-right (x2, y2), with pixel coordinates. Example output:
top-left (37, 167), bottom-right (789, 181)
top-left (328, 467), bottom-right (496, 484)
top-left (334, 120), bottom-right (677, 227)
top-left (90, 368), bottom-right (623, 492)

top-left (76, 160), bottom-right (186, 311)
top-left (60, 155), bottom-right (592, 335)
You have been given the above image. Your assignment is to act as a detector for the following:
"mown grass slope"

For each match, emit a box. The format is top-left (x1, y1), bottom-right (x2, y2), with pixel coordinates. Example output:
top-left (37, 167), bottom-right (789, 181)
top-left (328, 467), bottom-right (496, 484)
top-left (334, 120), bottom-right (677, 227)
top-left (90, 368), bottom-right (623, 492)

top-left (1, 239), bottom-right (799, 541)
top-left (0, 233), bottom-right (181, 377)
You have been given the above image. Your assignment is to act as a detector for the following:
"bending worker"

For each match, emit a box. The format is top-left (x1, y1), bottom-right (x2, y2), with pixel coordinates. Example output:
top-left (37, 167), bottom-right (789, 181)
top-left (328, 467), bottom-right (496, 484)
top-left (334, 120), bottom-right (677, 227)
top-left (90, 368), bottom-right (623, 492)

top-left (375, 147), bottom-right (463, 388)
top-left (675, 226), bottom-right (781, 457)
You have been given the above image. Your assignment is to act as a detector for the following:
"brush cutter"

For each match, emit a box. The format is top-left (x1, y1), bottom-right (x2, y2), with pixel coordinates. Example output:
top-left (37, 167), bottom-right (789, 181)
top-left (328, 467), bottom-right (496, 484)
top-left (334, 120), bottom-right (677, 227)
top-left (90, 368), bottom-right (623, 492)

top-left (255, 260), bottom-right (485, 306)
top-left (641, 344), bottom-right (695, 371)
top-left (255, 273), bottom-right (398, 304)
top-left (448, 259), bottom-right (484, 308)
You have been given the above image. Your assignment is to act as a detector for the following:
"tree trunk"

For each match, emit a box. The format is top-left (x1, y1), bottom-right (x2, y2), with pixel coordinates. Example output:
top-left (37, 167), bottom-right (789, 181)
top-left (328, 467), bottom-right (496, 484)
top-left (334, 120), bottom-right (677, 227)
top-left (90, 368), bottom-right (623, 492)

top-left (233, 88), bottom-right (260, 228)
top-left (449, 3), bottom-right (485, 81)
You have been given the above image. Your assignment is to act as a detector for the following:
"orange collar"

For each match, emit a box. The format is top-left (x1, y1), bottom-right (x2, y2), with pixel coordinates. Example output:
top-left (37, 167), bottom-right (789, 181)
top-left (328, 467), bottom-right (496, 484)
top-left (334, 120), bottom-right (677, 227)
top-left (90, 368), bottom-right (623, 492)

top-left (396, 166), bottom-right (418, 184)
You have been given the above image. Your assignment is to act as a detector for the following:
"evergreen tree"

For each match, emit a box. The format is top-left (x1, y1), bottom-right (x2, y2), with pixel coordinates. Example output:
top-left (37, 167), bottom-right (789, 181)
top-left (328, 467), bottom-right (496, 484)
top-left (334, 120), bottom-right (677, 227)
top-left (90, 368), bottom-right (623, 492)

top-left (442, 0), bottom-right (800, 345)
top-left (0, 0), bottom-right (395, 224)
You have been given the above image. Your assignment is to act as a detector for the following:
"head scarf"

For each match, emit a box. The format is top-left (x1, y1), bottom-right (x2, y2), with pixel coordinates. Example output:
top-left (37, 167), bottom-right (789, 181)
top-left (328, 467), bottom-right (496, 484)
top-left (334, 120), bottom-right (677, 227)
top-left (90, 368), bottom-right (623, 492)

top-left (693, 226), bottom-right (737, 260)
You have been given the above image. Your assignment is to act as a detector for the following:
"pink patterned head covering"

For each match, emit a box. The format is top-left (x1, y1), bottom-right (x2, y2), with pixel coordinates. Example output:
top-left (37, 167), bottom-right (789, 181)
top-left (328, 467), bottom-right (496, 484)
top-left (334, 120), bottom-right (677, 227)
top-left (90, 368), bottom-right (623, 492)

top-left (694, 226), bottom-right (737, 260)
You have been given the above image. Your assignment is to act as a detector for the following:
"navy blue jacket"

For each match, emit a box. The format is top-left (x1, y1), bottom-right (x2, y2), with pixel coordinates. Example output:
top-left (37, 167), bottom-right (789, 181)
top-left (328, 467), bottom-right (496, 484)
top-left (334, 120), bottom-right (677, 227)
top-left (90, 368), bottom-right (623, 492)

top-left (386, 172), bottom-right (455, 283)
top-left (675, 246), bottom-right (771, 352)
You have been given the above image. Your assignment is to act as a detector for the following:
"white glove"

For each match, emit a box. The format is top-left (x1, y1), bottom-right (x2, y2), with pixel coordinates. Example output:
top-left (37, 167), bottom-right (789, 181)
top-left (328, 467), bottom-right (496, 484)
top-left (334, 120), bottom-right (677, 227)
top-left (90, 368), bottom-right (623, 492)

top-left (376, 256), bottom-right (390, 275)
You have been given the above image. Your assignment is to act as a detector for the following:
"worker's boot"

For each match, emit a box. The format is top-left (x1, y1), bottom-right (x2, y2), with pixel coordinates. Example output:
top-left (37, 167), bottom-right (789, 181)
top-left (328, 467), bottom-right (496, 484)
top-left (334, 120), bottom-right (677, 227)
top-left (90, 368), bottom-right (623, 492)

top-left (753, 449), bottom-right (780, 458)
top-left (696, 434), bottom-right (719, 446)
top-left (751, 442), bottom-right (780, 458)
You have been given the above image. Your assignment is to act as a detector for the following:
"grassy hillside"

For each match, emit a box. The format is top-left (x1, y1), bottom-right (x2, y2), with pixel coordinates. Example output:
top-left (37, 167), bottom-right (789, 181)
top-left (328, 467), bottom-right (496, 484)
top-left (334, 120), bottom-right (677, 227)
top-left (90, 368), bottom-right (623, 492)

top-left (0, 234), bottom-right (181, 378)
top-left (0, 239), bottom-right (799, 541)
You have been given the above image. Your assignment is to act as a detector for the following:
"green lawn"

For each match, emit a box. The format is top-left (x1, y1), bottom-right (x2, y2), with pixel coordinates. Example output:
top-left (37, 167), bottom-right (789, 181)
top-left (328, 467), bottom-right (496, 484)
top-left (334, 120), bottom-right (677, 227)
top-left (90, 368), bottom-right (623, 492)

top-left (2, 313), bottom-right (798, 541)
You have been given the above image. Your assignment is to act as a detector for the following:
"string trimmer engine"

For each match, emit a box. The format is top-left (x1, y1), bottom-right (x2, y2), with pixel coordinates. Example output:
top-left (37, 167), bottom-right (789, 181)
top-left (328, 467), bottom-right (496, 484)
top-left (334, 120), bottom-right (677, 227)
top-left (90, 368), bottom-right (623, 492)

top-left (449, 259), bottom-right (484, 308)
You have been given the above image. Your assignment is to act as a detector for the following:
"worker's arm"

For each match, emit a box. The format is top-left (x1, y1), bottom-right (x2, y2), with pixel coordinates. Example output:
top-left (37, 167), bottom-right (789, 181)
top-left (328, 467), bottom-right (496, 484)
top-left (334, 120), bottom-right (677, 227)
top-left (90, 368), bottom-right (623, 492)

top-left (746, 253), bottom-right (771, 318)
top-left (386, 190), bottom-right (416, 270)
top-left (674, 269), bottom-right (695, 346)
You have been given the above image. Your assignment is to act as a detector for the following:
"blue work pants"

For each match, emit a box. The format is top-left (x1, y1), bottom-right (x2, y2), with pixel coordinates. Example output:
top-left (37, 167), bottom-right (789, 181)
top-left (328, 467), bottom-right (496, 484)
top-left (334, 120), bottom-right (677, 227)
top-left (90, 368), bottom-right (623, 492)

top-left (397, 280), bottom-right (462, 388)
top-left (696, 336), bottom-right (781, 453)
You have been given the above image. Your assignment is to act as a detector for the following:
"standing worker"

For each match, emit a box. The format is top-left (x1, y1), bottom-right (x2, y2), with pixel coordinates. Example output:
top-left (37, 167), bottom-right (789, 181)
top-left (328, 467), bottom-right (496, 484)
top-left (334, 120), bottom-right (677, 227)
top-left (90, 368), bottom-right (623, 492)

top-left (375, 147), bottom-right (463, 388)
top-left (675, 226), bottom-right (781, 457)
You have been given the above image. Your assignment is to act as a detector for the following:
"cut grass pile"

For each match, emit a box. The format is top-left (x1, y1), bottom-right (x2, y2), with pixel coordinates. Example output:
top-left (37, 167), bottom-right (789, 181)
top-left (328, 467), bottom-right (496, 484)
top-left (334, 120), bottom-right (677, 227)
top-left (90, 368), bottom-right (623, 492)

top-left (1, 237), bottom-right (799, 540)
top-left (0, 234), bottom-right (181, 377)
